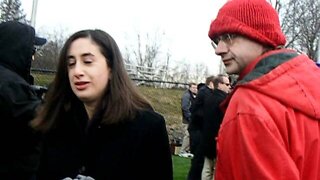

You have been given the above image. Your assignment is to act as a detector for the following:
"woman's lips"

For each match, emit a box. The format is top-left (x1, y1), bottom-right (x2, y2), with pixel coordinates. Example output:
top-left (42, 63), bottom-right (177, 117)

top-left (75, 82), bottom-right (89, 90)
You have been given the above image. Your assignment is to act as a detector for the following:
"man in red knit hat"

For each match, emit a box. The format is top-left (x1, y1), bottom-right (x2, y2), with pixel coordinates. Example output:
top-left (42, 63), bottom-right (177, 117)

top-left (208, 0), bottom-right (320, 179)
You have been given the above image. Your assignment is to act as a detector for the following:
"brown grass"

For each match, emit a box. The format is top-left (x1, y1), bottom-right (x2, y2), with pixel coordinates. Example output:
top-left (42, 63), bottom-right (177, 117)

top-left (138, 86), bottom-right (183, 126)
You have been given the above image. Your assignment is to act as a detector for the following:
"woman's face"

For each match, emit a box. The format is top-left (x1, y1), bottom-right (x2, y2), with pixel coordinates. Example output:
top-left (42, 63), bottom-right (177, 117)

top-left (67, 37), bottom-right (111, 106)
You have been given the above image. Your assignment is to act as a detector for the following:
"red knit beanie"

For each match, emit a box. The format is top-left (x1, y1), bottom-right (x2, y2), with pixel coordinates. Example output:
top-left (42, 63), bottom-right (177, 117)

top-left (208, 0), bottom-right (286, 48)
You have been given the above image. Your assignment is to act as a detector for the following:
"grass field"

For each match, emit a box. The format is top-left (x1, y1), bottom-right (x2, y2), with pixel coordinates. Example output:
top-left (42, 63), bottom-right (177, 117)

top-left (138, 86), bottom-right (183, 126)
top-left (172, 155), bottom-right (191, 180)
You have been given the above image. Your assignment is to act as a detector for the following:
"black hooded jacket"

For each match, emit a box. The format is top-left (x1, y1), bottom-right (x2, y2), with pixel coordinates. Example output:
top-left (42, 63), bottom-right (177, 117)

top-left (0, 21), bottom-right (42, 179)
top-left (0, 21), bottom-right (37, 83)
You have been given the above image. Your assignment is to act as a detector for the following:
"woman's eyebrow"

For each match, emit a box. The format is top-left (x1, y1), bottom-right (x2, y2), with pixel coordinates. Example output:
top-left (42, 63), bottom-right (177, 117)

top-left (81, 52), bottom-right (94, 58)
top-left (67, 52), bottom-right (94, 59)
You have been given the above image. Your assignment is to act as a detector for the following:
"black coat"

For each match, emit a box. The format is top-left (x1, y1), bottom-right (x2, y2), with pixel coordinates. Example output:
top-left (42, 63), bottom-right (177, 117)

top-left (189, 86), bottom-right (213, 131)
top-left (181, 89), bottom-right (196, 124)
top-left (37, 105), bottom-right (173, 180)
top-left (0, 22), bottom-right (42, 179)
top-left (202, 89), bottom-right (228, 160)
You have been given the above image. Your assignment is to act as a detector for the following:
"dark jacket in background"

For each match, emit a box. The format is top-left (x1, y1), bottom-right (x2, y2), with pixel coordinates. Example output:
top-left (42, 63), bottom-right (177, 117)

top-left (188, 85), bottom-right (213, 153)
top-left (202, 89), bottom-right (227, 160)
top-left (189, 86), bottom-right (212, 131)
top-left (37, 103), bottom-right (173, 180)
top-left (0, 21), bottom-right (42, 179)
top-left (181, 89), bottom-right (196, 124)
top-left (187, 85), bottom-right (213, 180)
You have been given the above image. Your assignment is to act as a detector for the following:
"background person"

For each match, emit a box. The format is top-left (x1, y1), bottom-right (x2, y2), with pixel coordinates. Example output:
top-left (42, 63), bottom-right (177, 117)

top-left (179, 82), bottom-right (197, 158)
top-left (201, 74), bottom-right (230, 180)
top-left (187, 75), bottom-right (215, 180)
top-left (208, 0), bottom-right (320, 179)
top-left (0, 21), bottom-right (46, 180)
top-left (32, 29), bottom-right (173, 180)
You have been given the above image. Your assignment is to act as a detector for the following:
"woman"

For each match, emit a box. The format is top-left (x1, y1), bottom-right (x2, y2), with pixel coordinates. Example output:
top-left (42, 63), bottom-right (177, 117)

top-left (32, 29), bottom-right (173, 180)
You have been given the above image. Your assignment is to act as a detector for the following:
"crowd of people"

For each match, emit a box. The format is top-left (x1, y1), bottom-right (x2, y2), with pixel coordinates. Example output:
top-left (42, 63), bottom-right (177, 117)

top-left (180, 75), bottom-right (231, 180)
top-left (1, 0), bottom-right (320, 179)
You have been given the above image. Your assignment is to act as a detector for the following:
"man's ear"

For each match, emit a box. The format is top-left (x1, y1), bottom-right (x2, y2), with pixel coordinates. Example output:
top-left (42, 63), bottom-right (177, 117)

top-left (209, 82), bottom-right (214, 89)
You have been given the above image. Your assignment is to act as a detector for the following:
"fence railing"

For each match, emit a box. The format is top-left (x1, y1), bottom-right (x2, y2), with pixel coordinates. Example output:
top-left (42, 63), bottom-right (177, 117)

top-left (31, 68), bottom-right (186, 143)
top-left (125, 63), bottom-right (167, 81)
top-left (31, 68), bottom-right (188, 89)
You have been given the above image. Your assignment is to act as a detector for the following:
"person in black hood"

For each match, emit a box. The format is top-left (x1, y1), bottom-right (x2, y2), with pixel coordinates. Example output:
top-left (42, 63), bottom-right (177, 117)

top-left (0, 21), bottom-right (46, 180)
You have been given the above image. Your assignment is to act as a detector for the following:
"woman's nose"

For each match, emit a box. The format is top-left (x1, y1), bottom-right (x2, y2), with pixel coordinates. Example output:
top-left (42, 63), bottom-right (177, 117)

top-left (73, 63), bottom-right (84, 77)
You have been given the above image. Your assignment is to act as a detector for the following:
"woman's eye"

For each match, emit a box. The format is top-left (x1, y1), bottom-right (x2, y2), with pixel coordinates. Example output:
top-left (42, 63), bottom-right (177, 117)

top-left (84, 59), bottom-right (93, 64)
top-left (67, 60), bottom-right (76, 67)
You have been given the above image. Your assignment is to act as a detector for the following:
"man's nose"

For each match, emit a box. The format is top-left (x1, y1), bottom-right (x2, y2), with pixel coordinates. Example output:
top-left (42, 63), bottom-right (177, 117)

top-left (215, 41), bottom-right (228, 56)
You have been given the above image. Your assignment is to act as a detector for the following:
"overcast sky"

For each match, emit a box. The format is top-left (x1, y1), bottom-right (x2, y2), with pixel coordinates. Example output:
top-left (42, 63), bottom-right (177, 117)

top-left (21, 0), bottom-right (226, 75)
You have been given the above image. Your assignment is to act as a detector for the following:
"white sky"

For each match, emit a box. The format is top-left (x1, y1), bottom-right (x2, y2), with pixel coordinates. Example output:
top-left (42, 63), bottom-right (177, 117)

top-left (21, 0), bottom-right (226, 75)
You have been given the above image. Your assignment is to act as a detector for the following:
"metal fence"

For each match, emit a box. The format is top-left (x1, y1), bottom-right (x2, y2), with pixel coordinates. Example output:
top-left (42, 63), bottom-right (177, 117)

top-left (31, 68), bottom-right (189, 89)
top-left (31, 68), bottom-right (187, 142)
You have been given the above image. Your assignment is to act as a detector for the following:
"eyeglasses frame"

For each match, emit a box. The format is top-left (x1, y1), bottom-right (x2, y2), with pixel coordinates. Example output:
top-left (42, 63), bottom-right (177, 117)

top-left (211, 34), bottom-right (237, 49)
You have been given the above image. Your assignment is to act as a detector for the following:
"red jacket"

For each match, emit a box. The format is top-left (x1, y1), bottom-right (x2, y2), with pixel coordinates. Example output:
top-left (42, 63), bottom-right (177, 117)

top-left (215, 50), bottom-right (320, 180)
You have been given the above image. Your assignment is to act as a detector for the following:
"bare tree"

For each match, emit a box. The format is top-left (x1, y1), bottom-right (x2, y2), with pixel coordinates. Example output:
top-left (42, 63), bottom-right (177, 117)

top-left (178, 62), bottom-right (191, 83)
top-left (124, 31), bottom-right (169, 81)
top-left (32, 27), bottom-right (68, 71)
top-left (0, 0), bottom-right (26, 23)
top-left (162, 52), bottom-right (171, 81)
top-left (130, 32), bottom-right (163, 68)
top-left (280, 0), bottom-right (320, 61)
top-left (123, 46), bottom-right (133, 65)
top-left (268, 0), bottom-right (282, 13)
top-left (166, 61), bottom-right (208, 84)
top-left (268, 0), bottom-right (320, 61)
top-left (191, 63), bottom-right (209, 83)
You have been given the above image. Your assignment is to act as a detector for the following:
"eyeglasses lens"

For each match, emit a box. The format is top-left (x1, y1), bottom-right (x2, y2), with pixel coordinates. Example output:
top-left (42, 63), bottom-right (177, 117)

top-left (211, 34), bottom-right (235, 49)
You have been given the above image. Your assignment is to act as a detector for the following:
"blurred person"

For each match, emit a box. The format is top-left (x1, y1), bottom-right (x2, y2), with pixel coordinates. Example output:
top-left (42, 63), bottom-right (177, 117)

top-left (201, 74), bottom-right (230, 180)
top-left (187, 75), bottom-right (215, 180)
top-left (32, 29), bottom-right (173, 180)
top-left (0, 21), bottom-right (46, 180)
top-left (179, 82), bottom-right (197, 158)
top-left (208, 0), bottom-right (320, 179)
top-left (196, 82), bottom-right (206, 91)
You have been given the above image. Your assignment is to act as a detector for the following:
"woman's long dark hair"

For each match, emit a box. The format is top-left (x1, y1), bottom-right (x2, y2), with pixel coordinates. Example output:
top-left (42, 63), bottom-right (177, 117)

top-left (32, 29), bottom-right (152, 132)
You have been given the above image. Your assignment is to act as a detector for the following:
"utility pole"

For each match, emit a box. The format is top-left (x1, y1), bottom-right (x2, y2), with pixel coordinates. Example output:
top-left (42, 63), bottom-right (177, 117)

top-left (30, 0), bottom-right (38, 27)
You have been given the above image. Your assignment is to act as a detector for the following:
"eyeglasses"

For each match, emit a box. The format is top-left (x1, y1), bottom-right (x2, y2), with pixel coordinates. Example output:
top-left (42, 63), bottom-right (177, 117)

top-left (211, 34), bottom-right (237, 49)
